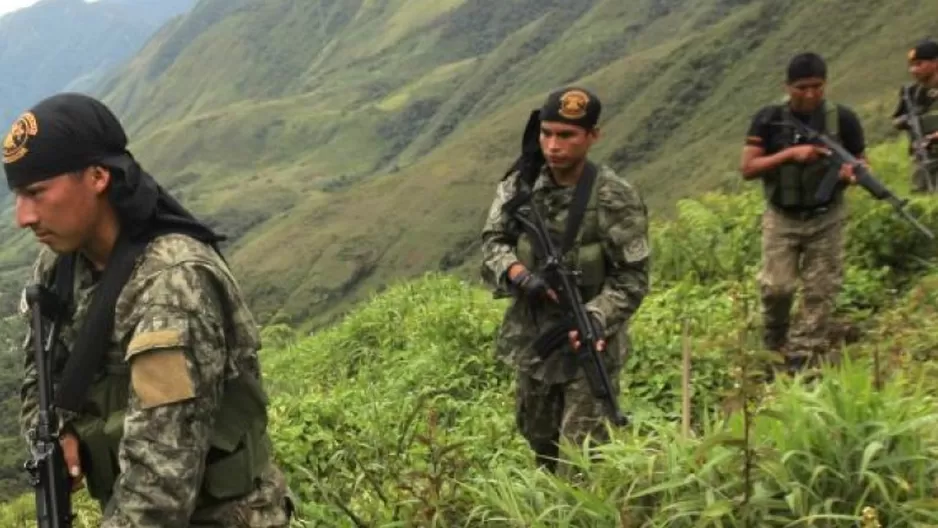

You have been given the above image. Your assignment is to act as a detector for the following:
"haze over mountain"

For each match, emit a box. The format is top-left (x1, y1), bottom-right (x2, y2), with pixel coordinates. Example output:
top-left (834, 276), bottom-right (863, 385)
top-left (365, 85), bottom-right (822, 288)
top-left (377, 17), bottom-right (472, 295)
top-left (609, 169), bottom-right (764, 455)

top-left (0, 0), bottom-right (935, 331)
top-left (0, 0), bottom-right (196, 136)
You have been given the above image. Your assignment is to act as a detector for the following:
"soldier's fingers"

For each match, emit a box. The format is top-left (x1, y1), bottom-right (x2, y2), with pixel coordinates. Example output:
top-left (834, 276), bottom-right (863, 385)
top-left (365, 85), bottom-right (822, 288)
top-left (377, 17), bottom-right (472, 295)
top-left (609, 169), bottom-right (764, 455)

top-left (59, 433), bottom-right (82, 479)
top-left (596, 340), bottom-right (606, 352)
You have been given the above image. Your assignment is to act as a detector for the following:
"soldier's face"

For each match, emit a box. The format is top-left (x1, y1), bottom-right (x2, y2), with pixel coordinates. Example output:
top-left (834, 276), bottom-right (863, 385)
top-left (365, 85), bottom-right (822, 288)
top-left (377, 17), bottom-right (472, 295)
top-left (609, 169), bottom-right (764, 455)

top-left (539, 122), bottom-right (598, 171)
top-left (786, 77), bottom-right (825, 114)
top-left (13, 167), bottom-right (111, 254)
top-left (909, 59), bottom-right (938, 83)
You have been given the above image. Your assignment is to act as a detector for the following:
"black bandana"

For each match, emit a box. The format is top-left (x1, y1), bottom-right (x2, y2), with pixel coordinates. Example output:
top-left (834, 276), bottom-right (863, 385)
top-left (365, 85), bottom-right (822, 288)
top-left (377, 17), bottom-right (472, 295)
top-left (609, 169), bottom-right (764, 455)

top-left (538, 87), bottom-right (602, 130)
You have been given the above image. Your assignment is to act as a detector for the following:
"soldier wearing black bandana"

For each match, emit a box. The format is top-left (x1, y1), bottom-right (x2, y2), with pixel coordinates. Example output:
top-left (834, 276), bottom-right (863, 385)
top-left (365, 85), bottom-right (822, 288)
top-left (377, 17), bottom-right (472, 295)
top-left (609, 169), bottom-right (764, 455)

top-left (4, 93), bottom-right (294, 527)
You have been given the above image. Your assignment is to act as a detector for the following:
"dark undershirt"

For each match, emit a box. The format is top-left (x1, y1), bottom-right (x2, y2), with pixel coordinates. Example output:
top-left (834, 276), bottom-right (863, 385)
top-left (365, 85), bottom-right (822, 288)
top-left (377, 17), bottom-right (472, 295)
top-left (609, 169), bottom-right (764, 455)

top-left (744, 102), bottom-right (866, 157)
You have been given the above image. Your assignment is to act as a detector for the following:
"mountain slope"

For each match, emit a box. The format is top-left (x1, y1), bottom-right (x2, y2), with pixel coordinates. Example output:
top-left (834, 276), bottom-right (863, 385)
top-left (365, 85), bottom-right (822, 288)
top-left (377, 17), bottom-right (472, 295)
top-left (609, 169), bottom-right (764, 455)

top-left (0, 0), bottom-right (935, 328)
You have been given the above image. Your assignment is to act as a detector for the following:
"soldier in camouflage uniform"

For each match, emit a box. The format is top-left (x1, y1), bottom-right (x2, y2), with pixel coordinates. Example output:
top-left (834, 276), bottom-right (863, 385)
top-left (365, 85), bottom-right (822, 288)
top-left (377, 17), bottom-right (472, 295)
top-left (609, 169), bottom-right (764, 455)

top-left (892, 39), bottom-right (938, 193)
top-left (4, 93), bottom-right (294, 527)
top-left (481, 87), bottom-right (650, 474)
top-left (740, 53), bottom-right (864, 373)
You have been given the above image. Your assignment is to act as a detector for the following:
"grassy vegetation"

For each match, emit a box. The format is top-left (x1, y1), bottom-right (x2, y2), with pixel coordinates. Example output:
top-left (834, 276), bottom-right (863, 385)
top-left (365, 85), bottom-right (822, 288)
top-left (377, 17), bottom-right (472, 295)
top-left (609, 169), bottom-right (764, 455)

top-left (2, 138), bottom-right (938, 524)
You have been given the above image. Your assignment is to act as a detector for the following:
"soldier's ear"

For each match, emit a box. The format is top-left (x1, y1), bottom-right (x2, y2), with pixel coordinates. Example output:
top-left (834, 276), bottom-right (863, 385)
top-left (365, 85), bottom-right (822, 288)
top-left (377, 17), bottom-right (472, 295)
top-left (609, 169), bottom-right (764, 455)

top-left (589, 127), bottom-right (601, 143)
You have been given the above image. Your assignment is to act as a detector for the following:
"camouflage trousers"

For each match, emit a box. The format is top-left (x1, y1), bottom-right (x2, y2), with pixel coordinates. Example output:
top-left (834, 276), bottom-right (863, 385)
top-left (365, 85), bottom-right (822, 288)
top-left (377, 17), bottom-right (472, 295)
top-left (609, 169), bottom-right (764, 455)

top-left (911, 160), bottom-right (938, 193)
top-left (515, 367), bottom-right (620, 475)
top-left (187, 462), bottom-right (294, 527)
top-left (757, 203), bottom-right (845, 365)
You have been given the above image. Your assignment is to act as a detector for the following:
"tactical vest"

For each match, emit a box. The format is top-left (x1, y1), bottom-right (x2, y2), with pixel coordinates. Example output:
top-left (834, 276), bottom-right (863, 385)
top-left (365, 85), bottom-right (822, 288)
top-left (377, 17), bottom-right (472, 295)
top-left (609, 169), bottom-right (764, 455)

top-left (910, 85), bottom-right (938, 156)
top-left (762, 101), bottom-right (841, 210)
top-left (43, 259), bottom-right (272, 513)
top-left (514, 169), bottom-right (606, 301)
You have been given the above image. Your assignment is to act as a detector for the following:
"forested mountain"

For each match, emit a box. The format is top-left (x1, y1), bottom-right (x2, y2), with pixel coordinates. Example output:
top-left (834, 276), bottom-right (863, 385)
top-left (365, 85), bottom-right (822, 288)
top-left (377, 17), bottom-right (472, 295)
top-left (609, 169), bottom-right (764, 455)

top-left (1, 0), bottom-right (938, 515)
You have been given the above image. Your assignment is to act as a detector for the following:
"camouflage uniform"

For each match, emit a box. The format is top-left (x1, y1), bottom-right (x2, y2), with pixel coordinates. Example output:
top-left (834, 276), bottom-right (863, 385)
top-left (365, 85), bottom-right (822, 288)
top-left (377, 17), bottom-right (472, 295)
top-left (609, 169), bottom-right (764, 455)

top-left (892, 82), bottom-right (938, 193)
top-left (481, 163), bottom-right (650, 470)
top-left (19, 233), bottom-right (293, 527)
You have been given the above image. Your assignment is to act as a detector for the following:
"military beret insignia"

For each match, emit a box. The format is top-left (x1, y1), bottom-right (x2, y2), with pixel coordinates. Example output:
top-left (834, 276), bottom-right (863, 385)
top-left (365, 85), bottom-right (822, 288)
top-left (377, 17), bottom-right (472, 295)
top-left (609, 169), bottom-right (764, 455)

top-left (3, 111), bottom-right (38, 165)
top-left (558, 90), bottom-right (590, 120)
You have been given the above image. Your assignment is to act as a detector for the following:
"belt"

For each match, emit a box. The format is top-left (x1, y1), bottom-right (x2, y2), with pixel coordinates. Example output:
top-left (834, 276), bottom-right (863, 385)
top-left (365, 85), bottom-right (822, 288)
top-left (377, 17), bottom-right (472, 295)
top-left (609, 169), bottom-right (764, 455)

top-left (771, 204), bottom-right (833, 220)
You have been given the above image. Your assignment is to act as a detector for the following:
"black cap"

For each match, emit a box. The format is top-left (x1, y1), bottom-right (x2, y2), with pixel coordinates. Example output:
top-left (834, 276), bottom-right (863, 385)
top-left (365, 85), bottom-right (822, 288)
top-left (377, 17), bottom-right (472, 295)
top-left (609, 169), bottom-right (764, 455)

top-left (3, 92), bottom-right (129, 189)
top-left (909, 40), bottom-right (938, 61)
top-left (538, 87), bottom-right (601, 130)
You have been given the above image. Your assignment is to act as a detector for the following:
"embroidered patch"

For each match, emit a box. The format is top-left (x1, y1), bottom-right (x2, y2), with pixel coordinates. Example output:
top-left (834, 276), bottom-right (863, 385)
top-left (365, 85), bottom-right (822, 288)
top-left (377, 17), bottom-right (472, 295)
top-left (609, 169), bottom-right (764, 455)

top-left (131, 349), bottom-right (196, 409)
top-left (3, 111), bottom-right (38, 164)
top-left (558, 89), bottom-right (590, 120)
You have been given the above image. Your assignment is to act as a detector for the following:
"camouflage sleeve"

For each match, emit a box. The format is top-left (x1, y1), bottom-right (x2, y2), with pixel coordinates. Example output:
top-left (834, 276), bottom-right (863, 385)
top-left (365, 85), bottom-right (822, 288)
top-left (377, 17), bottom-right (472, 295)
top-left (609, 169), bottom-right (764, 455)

top-left (480, 175), bottom-right (523, 291)
top-left (101, 263), bottom-right (229, 528)
top-left (586, 171), bottom-right (651, 337)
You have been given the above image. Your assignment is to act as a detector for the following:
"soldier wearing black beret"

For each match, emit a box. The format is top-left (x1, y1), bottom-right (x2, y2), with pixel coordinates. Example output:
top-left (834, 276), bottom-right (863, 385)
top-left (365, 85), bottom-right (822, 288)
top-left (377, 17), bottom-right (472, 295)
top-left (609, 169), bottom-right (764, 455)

top-left (480, 87), bottom-right (650, 476)
top-left (892, 39), bottom-right (938, 193)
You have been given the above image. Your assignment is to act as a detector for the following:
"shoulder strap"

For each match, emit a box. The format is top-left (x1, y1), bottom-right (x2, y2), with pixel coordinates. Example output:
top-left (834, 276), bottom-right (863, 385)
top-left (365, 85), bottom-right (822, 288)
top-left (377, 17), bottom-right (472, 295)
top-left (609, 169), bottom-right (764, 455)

top-left (560, 161), bottom-right (598, 254)
top-left (824, 100), bottom-right (839, 139)
top-left (53, 231), bottom-right (152, 413)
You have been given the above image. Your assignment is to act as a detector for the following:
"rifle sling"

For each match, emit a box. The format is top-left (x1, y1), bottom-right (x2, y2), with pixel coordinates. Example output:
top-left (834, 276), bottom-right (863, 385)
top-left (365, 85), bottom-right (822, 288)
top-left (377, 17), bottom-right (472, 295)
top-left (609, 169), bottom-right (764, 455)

top-left (560, 161), bottom-right (597, 254)
top-left (528, 162), bottom-right (599, 359)
top-left (52, 230), bottom-right (153, 414)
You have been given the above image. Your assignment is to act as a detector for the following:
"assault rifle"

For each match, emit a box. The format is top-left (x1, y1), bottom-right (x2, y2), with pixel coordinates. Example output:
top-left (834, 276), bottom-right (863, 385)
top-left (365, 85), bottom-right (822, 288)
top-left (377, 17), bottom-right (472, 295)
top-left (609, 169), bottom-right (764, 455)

top-left (23, 285), bottom-right (74, 528)
top-left (502, 111), bottom-right (628, 427)
top-left (510, 199), bottom-right (629, 427)
top-left (900, 85), bottom-right (938, 192)
top-left (777, 117), bottom-right (935, 241)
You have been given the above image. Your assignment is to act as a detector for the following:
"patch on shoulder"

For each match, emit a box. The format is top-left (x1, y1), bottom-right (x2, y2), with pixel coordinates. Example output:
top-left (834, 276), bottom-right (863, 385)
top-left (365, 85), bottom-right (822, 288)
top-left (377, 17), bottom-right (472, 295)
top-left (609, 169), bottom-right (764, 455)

top-left (624, 236), bottom-right (650, 262)
top-left (130, 348), bottom-right (196, 410)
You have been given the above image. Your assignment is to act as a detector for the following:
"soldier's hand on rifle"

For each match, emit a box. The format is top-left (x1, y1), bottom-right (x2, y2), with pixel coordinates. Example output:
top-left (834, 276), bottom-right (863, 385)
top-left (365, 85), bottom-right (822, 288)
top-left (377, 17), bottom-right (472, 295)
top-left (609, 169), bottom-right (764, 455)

top-left (927, 131), bottom-right (938, 144)
top-left (787, 144), bottom-right (829, 163)
top-left (568, 314), bottom-right (606, 352)
top-left (508, 264), bottom-right (558, 303)
top-left (838, 159), bottom-right (869, 185)
top-left (893, 115), bottom-right (909, 130)
top-left (60, 431), bottom-right (85, 492)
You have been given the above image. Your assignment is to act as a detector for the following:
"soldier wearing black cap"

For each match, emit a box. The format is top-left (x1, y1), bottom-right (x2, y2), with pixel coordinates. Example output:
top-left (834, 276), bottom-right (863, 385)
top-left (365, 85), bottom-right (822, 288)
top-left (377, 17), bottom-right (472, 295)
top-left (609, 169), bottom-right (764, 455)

top-left (480, 87), bottom-right (650, 476)
top-left (4, 93), bottom-right (294, 526)
top-left (892, 39), bottom-right (938, 193)
top-left (740, 52), bottom-right (866, 376)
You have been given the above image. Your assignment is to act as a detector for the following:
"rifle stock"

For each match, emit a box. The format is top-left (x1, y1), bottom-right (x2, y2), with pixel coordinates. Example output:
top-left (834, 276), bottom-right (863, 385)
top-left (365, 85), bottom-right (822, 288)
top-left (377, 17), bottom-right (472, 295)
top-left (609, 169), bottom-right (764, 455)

top-left (24, 285), bottom-right (73, 528)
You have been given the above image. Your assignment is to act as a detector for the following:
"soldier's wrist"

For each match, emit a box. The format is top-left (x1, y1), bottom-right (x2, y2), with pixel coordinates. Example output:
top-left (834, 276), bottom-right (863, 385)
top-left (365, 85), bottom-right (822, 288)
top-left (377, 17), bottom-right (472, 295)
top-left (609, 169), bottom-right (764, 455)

top-left (506, 262), bottom-right (527, 282)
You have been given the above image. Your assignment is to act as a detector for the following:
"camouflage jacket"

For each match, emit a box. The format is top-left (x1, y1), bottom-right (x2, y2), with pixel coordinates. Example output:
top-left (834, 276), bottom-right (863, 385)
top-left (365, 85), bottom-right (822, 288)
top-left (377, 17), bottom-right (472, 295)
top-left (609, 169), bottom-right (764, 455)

top-left (480, 163), bottom-right (651, 383)
top-left (18, 233), bottom-right (292, 527)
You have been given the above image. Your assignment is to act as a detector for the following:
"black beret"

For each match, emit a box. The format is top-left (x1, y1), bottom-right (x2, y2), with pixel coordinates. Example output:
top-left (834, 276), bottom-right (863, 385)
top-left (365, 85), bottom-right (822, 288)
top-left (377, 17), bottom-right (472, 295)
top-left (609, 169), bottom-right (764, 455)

top-left (538, 87), bottom-right (602, 130)
top-left (3, 93), bottom-right (129, 189)
top-left (910, 40), bottom-right (938, 61)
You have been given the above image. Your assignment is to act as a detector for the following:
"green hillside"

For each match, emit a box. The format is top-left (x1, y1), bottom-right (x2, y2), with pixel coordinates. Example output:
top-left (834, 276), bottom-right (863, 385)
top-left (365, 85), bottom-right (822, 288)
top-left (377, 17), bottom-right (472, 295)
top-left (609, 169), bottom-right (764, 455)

top-left (1, 0), bottom-right (936, 329)
top-left (2, 138), bottom-right (938, 526)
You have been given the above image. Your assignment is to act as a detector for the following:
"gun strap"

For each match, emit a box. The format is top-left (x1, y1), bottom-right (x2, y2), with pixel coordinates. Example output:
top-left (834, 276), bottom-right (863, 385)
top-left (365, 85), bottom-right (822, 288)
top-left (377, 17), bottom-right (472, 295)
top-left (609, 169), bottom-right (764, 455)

top-left (560, 161), bottom-right (598, 254)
